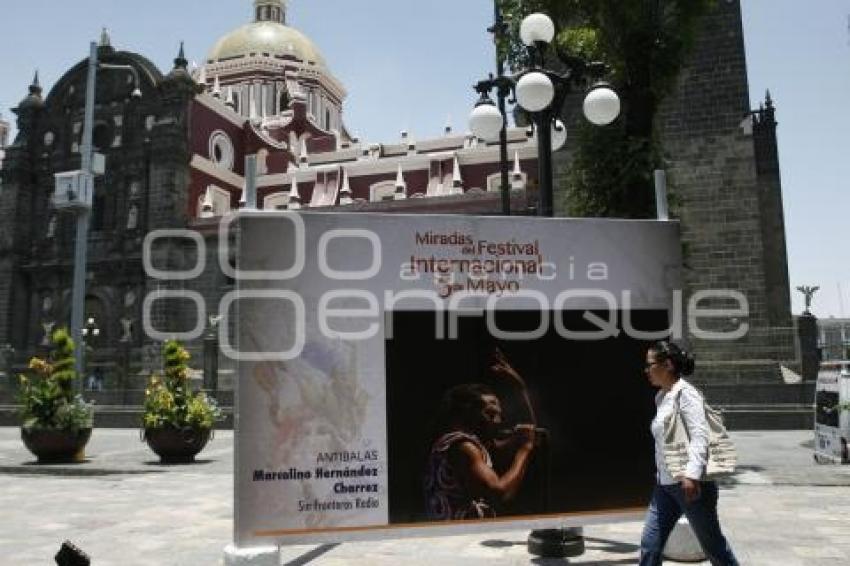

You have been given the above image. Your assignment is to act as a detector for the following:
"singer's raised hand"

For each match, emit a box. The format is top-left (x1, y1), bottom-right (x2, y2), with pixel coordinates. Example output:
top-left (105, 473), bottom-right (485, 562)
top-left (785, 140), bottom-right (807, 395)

top-left (488, 348), bottom-right (527, 389)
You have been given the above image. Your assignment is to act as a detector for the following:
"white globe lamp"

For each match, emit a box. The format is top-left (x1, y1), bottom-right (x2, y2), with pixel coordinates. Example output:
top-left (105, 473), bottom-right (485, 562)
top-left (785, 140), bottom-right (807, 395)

top-left (583, 83), bottom-right (621, 126)
top-left (516, 72), bottom-right (555, 113)
top-left (520, 13), bottom-right (556, 46)
top-left (469, 98), bottom-right (505, 141)
top-left (551, 119), bottom-right (568, 151)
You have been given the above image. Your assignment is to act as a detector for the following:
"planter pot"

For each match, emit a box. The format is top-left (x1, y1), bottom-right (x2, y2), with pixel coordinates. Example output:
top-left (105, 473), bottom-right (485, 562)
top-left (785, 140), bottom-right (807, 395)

top-left (20, 427), bottom-right (92, 464)
top-left (144, 426), bottom-right (212, 464)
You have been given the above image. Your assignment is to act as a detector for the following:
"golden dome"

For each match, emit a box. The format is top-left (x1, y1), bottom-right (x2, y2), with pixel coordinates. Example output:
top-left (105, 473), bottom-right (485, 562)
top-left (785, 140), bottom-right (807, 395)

top-left (207, 21), bottom-right (326, 67)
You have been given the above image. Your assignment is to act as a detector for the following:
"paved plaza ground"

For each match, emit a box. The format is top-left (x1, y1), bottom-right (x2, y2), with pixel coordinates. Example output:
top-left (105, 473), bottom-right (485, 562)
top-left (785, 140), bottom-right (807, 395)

top-left (1, 429), bottom-right (850, 565)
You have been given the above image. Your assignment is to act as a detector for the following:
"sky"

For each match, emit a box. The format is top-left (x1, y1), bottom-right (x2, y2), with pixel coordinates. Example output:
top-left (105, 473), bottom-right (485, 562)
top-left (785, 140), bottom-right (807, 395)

top-left (0, 0), bottom-right (848, 319)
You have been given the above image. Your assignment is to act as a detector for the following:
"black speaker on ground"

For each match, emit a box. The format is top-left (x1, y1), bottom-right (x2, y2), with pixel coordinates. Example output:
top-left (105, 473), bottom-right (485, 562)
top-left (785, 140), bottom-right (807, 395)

top-left (55, 540), bottom-right (90, 566)
top-left (528, 527), bottom-right (585, 558)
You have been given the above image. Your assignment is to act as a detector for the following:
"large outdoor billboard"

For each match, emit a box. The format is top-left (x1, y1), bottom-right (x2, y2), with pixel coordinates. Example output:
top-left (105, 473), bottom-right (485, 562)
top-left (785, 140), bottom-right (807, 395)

top-left (229, 212), bottom-right (682, 546)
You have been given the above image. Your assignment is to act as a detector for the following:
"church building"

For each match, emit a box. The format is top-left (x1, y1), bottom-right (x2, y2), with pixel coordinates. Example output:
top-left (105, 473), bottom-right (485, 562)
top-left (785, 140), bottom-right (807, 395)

top-left (0, 0), bottom-right (538, 389)
top-left (0, 0), bottom-right (805, 427)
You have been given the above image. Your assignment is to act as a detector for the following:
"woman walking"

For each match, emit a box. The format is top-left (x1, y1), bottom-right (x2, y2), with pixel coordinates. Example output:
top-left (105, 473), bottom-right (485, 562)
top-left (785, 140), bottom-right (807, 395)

top-left (639, 341), bottom-right (739, 566)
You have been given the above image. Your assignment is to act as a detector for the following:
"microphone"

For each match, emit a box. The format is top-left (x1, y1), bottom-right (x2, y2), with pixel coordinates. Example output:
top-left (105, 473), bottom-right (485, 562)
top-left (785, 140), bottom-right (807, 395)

top-left (498, 426), bottom-right (550, 438)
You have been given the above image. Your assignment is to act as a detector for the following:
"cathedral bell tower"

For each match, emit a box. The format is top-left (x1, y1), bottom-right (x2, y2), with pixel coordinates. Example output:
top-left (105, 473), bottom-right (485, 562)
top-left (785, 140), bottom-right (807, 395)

top-left (255, 0), bottom-right (287, 24)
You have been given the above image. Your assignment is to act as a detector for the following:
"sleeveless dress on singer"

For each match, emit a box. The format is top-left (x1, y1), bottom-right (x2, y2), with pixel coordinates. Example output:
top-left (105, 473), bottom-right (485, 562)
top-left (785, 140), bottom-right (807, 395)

top-left (425, 431), bottom-right (496, 520)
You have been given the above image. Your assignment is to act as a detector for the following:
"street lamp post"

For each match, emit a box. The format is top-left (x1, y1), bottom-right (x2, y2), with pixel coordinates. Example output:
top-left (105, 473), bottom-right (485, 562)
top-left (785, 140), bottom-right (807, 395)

top-left (469, 12), bottom-right (620, 218)
top-left (57, 40), bottom-right (141, 388)
top-left (68, 42), bottom-right (99, 387)
top-left (492, 2), bottom-right (511, 216)
top-left (80, 316), bottom-right (100, 384)
top-left (469, 11), bottom-right (621, 559)
top-left (468, 1), bottom-right (513, 216)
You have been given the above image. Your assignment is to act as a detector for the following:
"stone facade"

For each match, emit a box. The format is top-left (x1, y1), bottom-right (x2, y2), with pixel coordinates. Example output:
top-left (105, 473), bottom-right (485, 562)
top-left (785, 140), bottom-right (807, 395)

top-left (0, 43), bottom-right (199, 387)
top-left (657, 0), bottom-right (796, 383)
top-left (552, 0), bottom-right (806, 424)
top-left (0, 1), bottom-right (806, 427)
top-left (0, 2), bottom-right (538, 389)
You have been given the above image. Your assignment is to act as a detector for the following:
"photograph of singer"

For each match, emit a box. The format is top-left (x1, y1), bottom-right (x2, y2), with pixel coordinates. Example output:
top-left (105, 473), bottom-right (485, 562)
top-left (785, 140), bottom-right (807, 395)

top-left (421, 348), bottom-right (545, 520)
top-left (384, 309), bottom-right (666, 525)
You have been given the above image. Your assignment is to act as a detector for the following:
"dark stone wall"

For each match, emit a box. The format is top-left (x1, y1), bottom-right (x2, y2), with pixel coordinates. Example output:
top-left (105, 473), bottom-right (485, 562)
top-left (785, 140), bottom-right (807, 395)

top-left (0, 49), bottom-right (197, 384)
top-left (796, 314), bottom-right (819, 381)
top-left (656, 0), bottom-right (794, 370)
top-left (752, 102), bottom-right (791, 328)
top-left (0, 146), bottom-right (24, 348)
top-left (553, 0), bottom-right (796, 381)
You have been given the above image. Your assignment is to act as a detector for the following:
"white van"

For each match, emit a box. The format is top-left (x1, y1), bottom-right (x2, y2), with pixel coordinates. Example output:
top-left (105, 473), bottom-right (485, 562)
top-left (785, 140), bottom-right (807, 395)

top-left (814, 360), bottom-right (850, 464)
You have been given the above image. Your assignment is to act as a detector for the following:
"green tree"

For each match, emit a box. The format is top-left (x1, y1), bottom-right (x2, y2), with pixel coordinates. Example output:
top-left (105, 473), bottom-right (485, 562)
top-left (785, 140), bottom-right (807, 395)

top-left (498, 0), bottom-right (714, 217)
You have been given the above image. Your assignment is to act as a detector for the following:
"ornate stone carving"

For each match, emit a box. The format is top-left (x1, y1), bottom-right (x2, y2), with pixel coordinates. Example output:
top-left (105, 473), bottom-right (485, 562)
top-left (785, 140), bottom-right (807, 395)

top-left (127, 204), bottom-right (138, 230)
top-left (124, 289), bottom-right (136, 308)
top-left (120, 318), bottom-right (133, 343)
top-left (41, 321), bottom-right (55, 346)
top-left (46, 215), bottom-right (57, 239)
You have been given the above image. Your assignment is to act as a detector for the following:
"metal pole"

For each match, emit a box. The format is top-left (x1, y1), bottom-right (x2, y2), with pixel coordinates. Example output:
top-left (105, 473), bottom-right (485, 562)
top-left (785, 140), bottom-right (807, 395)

top-left (654, 169), bottom-right (669, 221)
top-left (494, 1), bottom-right (511, 216)
top-left (532, 102), bottom-right (582, 558)
top-left (71, 42), bottom-right (98, 385)
top-left (244, 155), bottom-right (257, 209)
top-left (203, 330), bottom-right (219, 394)
top-left (536, 111), bottom-right (554, 217)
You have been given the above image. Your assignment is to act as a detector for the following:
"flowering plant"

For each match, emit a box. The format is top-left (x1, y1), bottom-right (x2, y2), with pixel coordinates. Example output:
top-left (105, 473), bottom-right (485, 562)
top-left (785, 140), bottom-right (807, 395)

top-left (142, 340), bottom-right (221, 429)
top-left (17, 328), bottom-right (93, 431)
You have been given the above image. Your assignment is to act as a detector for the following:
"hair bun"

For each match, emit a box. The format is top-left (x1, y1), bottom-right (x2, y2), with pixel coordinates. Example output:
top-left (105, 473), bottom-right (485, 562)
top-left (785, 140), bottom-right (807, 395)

top-left (649, 340), bottom-right (696, 376)
top-left (680, 350), bottom-right (696, 376)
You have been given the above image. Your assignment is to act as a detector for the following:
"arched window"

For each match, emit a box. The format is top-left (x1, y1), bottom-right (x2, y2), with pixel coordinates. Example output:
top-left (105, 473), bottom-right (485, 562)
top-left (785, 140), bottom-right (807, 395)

top-left (92, 123), bottom-right (112, 152)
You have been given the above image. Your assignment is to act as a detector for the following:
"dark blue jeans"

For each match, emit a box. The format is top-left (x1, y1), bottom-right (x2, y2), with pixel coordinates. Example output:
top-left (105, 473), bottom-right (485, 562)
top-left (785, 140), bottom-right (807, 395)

top-left (639, 482), bottom-right (739, 566)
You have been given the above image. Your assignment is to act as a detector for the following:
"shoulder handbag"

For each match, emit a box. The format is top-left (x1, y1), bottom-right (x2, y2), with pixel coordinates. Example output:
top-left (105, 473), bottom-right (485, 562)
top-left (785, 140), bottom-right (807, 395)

top-left (663, 388), bottom-right (737, 480)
